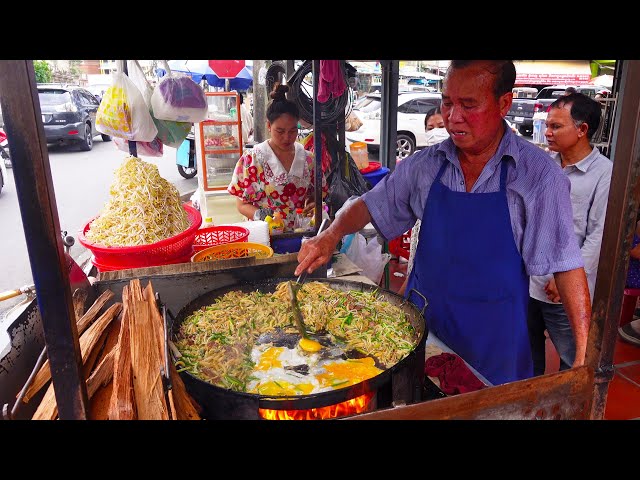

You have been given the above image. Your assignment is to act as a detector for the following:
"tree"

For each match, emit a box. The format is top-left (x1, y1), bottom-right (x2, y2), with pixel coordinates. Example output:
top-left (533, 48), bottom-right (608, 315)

top-left (33, 61), bottom-right (52, 83)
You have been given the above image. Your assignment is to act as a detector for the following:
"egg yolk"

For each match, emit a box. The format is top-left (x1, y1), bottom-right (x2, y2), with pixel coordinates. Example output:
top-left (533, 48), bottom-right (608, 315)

top-left (255, 381), bottom-right (315, 396)
top-left (256, 347), bottom-right (283, 370)
top-left (316, 357), bottom-right (382, 389)
top-left (299, 337), bottom-right (322, 352)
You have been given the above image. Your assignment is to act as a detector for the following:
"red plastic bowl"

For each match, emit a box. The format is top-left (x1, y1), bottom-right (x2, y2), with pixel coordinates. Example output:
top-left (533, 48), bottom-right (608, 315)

top-left (78, 204), bottom-right (202, 272)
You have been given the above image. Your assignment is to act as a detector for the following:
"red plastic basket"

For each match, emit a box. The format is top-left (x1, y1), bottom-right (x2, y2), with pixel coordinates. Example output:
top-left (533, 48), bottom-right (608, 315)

top-left (193, 225), bottom-right (249, 253)
top-left (78, 204), bottom-right (202, 272)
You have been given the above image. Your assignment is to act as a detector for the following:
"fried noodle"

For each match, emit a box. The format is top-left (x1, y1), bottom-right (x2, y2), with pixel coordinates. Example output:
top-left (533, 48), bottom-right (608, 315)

top-left (174, 281), bottom-right (419, 392)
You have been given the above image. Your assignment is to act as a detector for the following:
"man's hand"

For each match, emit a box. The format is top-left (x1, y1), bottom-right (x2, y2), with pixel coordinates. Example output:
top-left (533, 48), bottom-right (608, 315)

top-left (294, 229), bottom-right (340, 276)
top-left (544, 278), bottom-right (561, 303)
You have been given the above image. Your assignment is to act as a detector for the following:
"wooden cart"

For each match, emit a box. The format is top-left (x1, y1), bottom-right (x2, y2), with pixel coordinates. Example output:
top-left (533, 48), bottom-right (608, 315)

top-left (1, 59), bottom-right (638, 420)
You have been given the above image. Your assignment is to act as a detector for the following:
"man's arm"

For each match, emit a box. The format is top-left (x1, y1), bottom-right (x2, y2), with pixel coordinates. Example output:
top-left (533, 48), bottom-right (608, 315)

top-left (554, 268), bottom-right (591, 367)
top-left (295, 198), bottom-right (371, 276)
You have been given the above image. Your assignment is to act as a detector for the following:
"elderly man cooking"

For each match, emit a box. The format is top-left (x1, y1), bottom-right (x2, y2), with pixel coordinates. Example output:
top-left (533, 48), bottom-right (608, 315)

top-left (295, 60), bottom-right (591, 386)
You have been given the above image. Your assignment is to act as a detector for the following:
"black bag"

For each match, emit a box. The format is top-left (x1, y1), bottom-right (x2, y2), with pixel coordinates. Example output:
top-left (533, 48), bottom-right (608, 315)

top-left (326, 149), bottom-right (370, 215)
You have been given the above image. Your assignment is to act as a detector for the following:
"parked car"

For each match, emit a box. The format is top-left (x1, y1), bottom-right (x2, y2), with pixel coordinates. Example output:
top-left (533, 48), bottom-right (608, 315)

top-left (86, 83), bottom-right (110, 103)
top-left (37, 84), bottom-right (111, 151)
top-left (506, 84), bottom-right (611, 136)
top-left (347, 91), bottom-right (442, 159)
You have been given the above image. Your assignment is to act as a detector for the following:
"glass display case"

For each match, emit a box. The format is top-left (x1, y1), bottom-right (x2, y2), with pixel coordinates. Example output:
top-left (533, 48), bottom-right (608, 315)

top-left (195, 92), bottom-right (243, 192)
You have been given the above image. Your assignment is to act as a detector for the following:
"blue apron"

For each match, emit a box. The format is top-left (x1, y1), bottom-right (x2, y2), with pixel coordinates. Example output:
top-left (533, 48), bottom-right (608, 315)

top-left (406, 159), bottom-right (532, 385)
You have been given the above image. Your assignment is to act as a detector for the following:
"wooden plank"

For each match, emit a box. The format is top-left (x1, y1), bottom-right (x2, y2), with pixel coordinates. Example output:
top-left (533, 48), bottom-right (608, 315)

top-left (346, 367), bottom-right (593, 420)
top-left (22, 290), bottom-right (113, 403)
top-left (31, 303), bottom-right (122, 420)
top-left (143, 281), bottom-right (201, 420)
top-left (128, 279), bottom-right (169, 420)
top-left (107, 286), bottom-right (136, 420)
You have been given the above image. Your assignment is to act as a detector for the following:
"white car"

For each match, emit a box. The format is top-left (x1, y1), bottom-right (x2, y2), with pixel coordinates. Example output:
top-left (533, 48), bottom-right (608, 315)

top-left (346, 91), bottom-right (442, 159)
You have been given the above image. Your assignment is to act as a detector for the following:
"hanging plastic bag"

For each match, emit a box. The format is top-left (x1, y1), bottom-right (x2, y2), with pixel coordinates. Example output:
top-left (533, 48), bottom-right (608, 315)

top-left (327, 150), bottom-right (370, 214)
top-left (343, 232), bottom-right (391, 285)
top-left (151, 61), bottom-right (208, 123)
top-left (113, 136), bottom-right (164, 157)
top-left (127, 60), bottom-right (192, 148)
top-left (96, 64), bottom-right (158, 142)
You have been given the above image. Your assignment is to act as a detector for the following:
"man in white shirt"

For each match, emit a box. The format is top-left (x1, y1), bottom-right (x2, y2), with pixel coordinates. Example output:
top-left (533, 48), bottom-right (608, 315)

top-left (528, 92), bottom-right (612, 375)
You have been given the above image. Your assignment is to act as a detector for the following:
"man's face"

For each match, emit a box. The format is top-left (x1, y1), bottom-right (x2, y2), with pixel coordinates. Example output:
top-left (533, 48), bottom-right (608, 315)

top-left (440, 62), bottom-right (512, 155)
top-left (545, 104), bottom-right (584, 153)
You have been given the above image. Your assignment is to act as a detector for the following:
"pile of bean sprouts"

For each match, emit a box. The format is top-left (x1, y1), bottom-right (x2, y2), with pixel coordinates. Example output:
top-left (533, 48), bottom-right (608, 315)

top-left (85, 156), bottom-right (190, 246)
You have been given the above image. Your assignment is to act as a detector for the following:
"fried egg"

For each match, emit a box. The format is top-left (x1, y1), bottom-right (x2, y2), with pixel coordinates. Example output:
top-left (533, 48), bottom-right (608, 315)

top-left (246, 343), bottom-right (383, 396)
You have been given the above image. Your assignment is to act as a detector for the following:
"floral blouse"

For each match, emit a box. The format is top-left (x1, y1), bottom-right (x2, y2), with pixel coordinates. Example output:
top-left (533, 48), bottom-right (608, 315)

top-left (227, 140), bottom-right (328, 230)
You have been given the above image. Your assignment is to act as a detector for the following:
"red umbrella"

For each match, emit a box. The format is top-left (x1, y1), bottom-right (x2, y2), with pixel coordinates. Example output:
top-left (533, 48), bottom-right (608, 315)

top-left (208, 60), bottom-right (246, 79)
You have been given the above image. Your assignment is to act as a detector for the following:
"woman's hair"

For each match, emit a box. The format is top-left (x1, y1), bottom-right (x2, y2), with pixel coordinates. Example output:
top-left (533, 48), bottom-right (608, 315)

top-left (266, 82), bottom-right (299, 123)
top-left (424, 106), bottom-right (443, 129)
top-left (549, 92), bottom-right (602, 141)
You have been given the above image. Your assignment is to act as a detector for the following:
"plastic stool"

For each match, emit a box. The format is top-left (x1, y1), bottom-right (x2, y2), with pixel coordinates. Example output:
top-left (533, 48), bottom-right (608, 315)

top-left (620, 288), bottom-right (640, 327)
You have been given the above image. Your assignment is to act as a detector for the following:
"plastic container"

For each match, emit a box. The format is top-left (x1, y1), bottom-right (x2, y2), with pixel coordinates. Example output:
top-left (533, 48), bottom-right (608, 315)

top-left (271, 236), bottom-right (303, 254)
top-left (349, 141), bottom-right (370, 170)
top-left (267, 211), bottom-right (285, 235)
top-left (359, 161), bottom-right (382, 174)
top-left (192, 225), bottom-right (249, 253)
top-left (190, 242), bottom-right (273, 262)
top-left (293, 208), bottom-right (311, 233)
top-left (532, 112), bottom-right (548, 146)
top-left (362, 167), bottom-right (390, 188)
top-left (78, 204), bottom-right (202, 272)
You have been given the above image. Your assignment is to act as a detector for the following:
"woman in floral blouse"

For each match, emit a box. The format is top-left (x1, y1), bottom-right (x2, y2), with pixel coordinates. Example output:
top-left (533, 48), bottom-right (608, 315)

top-left (227, 82), bottom-right (327, 231)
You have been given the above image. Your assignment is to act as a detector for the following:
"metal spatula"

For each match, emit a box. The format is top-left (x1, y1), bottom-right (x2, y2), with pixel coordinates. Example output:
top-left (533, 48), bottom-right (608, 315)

top-left (289, 217), bottom-right (330, 352)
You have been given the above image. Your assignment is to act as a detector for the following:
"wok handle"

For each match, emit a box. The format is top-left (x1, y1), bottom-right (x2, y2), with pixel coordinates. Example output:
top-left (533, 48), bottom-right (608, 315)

top-left (408, 288), bottom-right (429, 317)
top-left (0, 290), bottom-right (22, 302)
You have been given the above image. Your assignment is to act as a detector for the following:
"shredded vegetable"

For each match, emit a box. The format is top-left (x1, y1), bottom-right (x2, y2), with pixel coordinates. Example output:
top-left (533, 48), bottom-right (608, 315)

top-left (174, 281), bottom-right (419, 392)
top-left (85, 156), bottom-right (190, 246)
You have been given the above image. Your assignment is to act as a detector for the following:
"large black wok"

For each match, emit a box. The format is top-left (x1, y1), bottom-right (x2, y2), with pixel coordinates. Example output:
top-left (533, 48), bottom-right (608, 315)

top-left (169, 277), bottom-right (428, 420)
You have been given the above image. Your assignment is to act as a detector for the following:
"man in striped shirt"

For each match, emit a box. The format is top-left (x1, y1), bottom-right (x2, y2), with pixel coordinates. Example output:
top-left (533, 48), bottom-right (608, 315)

top-left (528, 93), bottom-right (612, 375)
top-left (296, 60), bottom-right (591, 386)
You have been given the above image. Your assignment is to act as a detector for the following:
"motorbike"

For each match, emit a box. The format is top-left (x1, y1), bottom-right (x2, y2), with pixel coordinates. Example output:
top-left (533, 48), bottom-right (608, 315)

top-left (176, 128), bottom-right (197, 179)
top-left (0, 127), bottom-right (10, 168)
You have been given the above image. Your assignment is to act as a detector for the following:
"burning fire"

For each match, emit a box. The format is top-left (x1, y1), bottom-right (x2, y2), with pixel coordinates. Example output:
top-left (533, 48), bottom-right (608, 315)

top-left (259, 392), bottom-right (375, 420)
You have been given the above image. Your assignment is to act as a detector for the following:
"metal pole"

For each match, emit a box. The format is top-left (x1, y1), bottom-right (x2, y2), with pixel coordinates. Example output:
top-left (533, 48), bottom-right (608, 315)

top-left (253, 60), bottom-right (269, 143)
top-left (0, 60), bottom-right (89, 419)
top-left (588, 60), bottom-right (640, 419)
top-left (379, 60), bottom-right (399, 172)
top-left (312, 60), bottom-right (322, 232)
top-left (121, 60), bottom-right (137, 158)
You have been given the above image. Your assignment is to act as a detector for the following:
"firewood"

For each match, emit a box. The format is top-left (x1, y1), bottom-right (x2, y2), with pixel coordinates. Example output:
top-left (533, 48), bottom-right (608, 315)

top-left (21, 289), bottom-right (115, 403)
top-left (169, 360), bottom-right (202, 420)
top-left (87, 310), bottom-right (123, 420)
top-left (77, 290), bottom-right (115, 334)
top-left (107, 286), bottom-right (137, 420)
top-left (87, 346), bottom-right (117, 398)
top-left (129, 279), bottom-right (169, 420)
top-left (143, 281), bottom-right (201, 420)
top-left (72, 288), bottom-right (88, 321)
top-left (32, 302), bottom-right (122, 420)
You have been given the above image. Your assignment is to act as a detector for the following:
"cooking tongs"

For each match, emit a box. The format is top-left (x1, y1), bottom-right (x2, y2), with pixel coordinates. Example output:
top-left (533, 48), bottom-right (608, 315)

top-left (289, 217), bottom-right (330, 339)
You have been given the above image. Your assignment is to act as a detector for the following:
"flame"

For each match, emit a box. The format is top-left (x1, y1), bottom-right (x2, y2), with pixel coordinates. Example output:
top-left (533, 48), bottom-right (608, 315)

top-left (259, 392), bottom-right (375, 420)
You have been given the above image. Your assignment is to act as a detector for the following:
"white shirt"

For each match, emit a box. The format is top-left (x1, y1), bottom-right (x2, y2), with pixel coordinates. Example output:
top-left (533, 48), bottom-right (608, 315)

top-left (529, 146), bottom-right (613, 304)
